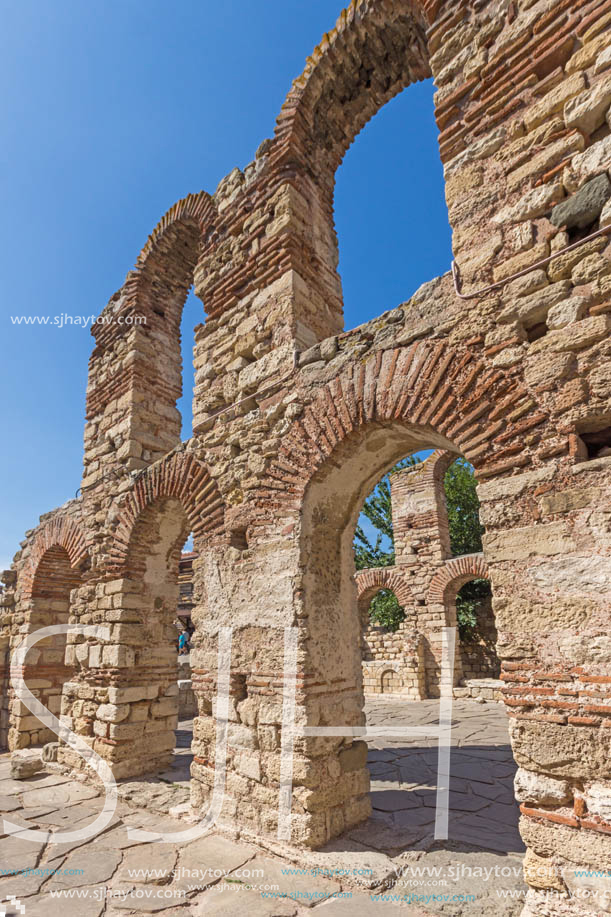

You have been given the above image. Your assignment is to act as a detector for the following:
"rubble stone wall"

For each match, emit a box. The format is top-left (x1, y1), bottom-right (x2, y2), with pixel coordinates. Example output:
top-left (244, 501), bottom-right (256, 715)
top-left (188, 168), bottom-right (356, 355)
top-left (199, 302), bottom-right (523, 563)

top-left (1, 0), bottom-right (610, 908)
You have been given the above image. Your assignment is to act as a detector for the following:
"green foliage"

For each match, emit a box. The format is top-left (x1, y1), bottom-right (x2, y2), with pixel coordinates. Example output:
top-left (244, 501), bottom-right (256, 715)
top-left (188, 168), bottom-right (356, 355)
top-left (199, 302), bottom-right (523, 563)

top-left (456, 578), bottom-right (492, 641)
top-left (355, 454), bottom-right (490, 637)
top-left (443, 457), bottom-right (484, 556)
top-left (368, 589), bottom-right (406, 632)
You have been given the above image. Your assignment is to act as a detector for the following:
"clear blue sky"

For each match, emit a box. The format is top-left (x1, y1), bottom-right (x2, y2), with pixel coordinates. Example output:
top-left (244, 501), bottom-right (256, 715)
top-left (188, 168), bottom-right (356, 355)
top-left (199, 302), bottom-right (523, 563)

top-left (0, 1), bottom-right (451, 571)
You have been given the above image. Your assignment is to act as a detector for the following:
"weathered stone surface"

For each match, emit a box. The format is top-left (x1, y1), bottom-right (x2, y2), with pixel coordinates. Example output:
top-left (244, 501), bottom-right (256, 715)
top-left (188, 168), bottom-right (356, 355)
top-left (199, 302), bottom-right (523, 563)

top-left (477, 465), bottom-right (557, 502)
top-left (493, 596), bottom-right (595, 632)
top-left (492, 183), bottom-right (564, 224)
top-left (529, 555), bottom-right (611, 595)
top-left (10, 749), bottom-right (43, 779)
top-left (546, 296), bottom-right (589, 330)
top-left (564, 73), bottom-right (611, 135)
top-left (10, 888), bottom-right (106, 917)
top-left (522, 849), bottom-right (565, 892)
top-left (498, 281), bottom-right (571, 325)
top-left (339, 741), bottom-right (368, 773)
top-left (563, 864), bottom-right (611, 914)
top-left (550, 173), bottom-right (611, 230)
top-left (514, 768), bottom-right (571, 806)
top-left (563, 134), bottom-right (611, 191)
top-left (525, 73), bottom-right (586, 131)
top-left (193, 889), bottom-right (298, 917)
top-left (521, 817), bottom-right (611, 871)
top-left (510, 721), bottom-right (611, 779)
top-left (482, 523), bottom-right (574, 562)
top-left (585, 783), bottom-right (611, 821)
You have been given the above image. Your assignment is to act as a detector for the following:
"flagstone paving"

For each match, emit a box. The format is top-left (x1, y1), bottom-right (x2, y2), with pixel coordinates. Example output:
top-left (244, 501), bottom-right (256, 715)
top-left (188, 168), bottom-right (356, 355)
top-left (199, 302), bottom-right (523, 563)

top-left (0, 698), bottom-right (525, 916)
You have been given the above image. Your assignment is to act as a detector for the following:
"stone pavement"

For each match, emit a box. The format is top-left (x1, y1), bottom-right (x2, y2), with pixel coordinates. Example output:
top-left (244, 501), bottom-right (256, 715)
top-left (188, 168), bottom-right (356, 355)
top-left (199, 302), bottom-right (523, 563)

top-left (0, 699), bottom-right (526, 916)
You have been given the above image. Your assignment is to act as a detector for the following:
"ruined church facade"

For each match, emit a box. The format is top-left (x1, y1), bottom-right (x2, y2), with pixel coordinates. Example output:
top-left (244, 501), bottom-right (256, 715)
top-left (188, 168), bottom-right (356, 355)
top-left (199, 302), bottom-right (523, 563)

top-left (1, 0), bottom-right (611, 912)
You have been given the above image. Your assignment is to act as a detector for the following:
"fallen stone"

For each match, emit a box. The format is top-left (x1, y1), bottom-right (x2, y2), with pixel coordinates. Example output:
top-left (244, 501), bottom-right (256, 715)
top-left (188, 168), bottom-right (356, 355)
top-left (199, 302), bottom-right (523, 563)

top-left (42, 741), bottom-right (60, 763)
top-left (10, 749), bottom-right (43, 779)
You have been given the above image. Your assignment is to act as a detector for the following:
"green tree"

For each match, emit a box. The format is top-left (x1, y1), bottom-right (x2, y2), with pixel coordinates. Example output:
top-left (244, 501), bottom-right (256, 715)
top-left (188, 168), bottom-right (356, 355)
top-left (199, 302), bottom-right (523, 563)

top-left (354, 455), bottom-right (491, 637)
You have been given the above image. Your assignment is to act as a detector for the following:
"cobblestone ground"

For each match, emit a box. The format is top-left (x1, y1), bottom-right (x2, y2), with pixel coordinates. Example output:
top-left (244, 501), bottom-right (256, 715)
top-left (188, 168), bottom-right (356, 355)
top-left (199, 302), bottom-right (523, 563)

top-left (0, 699), bottom-right (526, 916)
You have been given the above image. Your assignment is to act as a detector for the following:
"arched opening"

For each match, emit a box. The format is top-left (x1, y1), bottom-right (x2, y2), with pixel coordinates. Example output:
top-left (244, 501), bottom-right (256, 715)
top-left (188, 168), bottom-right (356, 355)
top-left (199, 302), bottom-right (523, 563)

top-left (15, 545), bottom-right (81, 748)
top-left (97, 497), bottom-right (193, 780)
top-left (334, 80), bottom-right (452, 330)
top-left (177, 289), bottom-right (204, 441)
top-left (455, 577), bottom-right (500, 688)
top-left (297, 422), bottom-right (522, 863)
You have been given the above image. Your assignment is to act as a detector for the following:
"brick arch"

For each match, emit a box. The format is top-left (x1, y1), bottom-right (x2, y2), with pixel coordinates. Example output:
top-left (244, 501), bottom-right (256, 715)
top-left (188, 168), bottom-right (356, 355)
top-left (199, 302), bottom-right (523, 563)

top-left (263, 341), bottom-right (547, 511)
top-left (108, 451), bottom-right (225, 573)
top-left (427, 554), bottom-right (489, 604)
top-left (21, 516), bottom-right (89, 599)
top-left (86, 192), bottom-right (216, 437)
top-left (273, 0), bottom-right (432, 174)
top-left (93, 192), bottom-right (215, 346)
top-left (355, 568), bottom-right (413, 611)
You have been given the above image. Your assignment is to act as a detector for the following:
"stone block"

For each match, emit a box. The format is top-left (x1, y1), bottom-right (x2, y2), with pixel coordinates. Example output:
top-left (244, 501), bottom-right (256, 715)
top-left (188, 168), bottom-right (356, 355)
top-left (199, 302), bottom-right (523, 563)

top-left (10, 749), bottom-right (43, 779)
top-left (523, 849), bottom-right (565, 892)
top-left (510, 720), bottom-right (611, 779)
top-left (482, 522), bottom-right (574, 562)
top-left (529, 554), bottom-right (611, 595)
top-left (550, 173), bottom-right (611, 230)
top-left (585, 783), bottom-right (611, 821)
top-left (564, 73), bottom-right (611, 135)
top-left (492, 183), bottom-right (564, 224)
top-left (514, 768), bottom-right (571, 806)
top-left (563, 134), bottom-right (611, 192)
top-left (339, 740), bottom-right (368, 773)
top-left (525, 73), bottom-right (586, 131)
top-left (539, 487), bottom-right (599, 515)
top-left (96, 703), bottom-right (130, 723)
top-left (546, 296), bottom-right (589, 329)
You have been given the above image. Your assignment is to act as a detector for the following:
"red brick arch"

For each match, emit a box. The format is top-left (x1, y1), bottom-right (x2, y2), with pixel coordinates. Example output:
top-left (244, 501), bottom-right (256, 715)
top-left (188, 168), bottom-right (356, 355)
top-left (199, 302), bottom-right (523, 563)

top-left (263, 341), bottom-right (547, 511)
top-left (87, 192), bottom-right (216, 422)
top-left (94, 191), bottom-right (215, 343)
top-left (427, 554), bottom-right (489, 604)
top-left (355, 567), bottom-right (413, 611)
top-left (273, 0), bottom-right (433, 173)
top-left (21, 516), bottom-right (89, 599)
top-left (108, 451), bottom-right (225, 573)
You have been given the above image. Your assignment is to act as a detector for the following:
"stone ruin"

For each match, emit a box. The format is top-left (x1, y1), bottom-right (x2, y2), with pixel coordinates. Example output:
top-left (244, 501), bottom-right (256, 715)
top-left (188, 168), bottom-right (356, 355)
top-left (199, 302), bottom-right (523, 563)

top-left (1, 0), bottom-right (611, 911)
top-left (356, 449), bottom-right (500, 700)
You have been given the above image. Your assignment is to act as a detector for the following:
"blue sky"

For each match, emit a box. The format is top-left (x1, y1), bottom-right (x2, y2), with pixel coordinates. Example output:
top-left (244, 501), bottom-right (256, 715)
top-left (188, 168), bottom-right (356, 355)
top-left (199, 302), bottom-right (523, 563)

top-left (0, 1), bottom-right (451, 571)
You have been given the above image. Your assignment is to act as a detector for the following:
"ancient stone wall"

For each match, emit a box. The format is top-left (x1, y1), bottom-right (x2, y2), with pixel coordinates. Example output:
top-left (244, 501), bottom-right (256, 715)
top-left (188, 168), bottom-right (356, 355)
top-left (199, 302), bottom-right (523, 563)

top-left (1, 0), bottom-right (611, 909)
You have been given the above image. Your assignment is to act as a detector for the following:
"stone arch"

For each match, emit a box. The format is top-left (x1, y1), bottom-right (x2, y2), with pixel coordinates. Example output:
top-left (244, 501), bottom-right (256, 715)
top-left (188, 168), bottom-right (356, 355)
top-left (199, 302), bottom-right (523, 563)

top-left (264, 341), bottom-right (547, 515)
top-left (254, 341), bottom-right (550, 844)
top-left (108, 451), bottom-right (225, 576)
top-left (84, 192), bottom-right (217, 484)
top-left (11, 539), bottom-right (85, 749)
top-left (273, 0), bottom-right (432, 175)
top-left (355, 568), bottom-right (412, 609)
top-left (269, 1), bottom-right (435, 337)
top-left (427, 553), bottom-right (489, 605)
top-left (20, 515), bottom-right (89, 599)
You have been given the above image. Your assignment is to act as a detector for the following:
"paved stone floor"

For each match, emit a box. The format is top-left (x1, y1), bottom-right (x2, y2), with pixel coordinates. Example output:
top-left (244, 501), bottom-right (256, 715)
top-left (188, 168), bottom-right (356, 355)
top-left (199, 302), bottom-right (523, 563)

top-left (0, 699), bottom-right (526, 916)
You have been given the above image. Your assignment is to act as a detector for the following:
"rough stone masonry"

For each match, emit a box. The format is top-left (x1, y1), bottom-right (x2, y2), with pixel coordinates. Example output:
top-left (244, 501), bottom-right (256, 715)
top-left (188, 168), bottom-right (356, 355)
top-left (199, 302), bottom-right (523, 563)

top-left (1, 0), bottom-right (611, 913)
